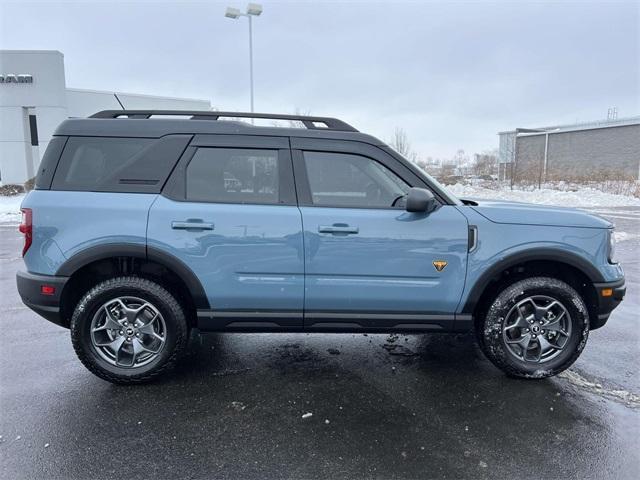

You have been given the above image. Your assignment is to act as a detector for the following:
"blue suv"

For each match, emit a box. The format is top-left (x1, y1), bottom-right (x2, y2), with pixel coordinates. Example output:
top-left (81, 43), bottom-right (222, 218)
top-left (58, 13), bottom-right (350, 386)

top-left (16, 111), bottom-right (626, 384)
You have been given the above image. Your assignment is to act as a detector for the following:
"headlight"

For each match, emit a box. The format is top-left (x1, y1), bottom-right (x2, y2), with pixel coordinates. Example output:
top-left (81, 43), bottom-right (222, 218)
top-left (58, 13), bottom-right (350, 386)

top-left (608, 229), bottom-right (616, 264)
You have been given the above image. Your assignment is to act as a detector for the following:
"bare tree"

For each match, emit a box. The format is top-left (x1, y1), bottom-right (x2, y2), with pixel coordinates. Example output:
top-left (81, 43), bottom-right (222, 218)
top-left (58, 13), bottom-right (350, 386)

top-left (389, 127), bottom-right (417, 162)
top-left (288, 107), bottom-right (312, 128)
top-left (471, 149), bottom-right (498, 177)
top-left (270, 107), bottom-right (312, 128)
top-left (439, 162), bottom-right (457, 182)
top-left (390, 127), bottom-right (410, 156)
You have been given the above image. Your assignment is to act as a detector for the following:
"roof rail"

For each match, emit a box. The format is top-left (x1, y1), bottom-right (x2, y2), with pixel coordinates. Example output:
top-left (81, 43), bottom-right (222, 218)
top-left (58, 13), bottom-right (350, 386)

top-left (89, 110), bottom-right (359, 132)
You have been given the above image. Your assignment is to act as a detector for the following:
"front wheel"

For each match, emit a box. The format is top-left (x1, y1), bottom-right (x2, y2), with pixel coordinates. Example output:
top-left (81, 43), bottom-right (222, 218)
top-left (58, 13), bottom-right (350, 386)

top-left (478, 276), bottom-right (590, 379)
top-left (70, 277), bottom-right (188, 384)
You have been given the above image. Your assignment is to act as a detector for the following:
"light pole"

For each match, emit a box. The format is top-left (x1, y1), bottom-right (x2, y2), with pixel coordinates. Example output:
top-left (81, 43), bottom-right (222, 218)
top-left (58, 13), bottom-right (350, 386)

top-left (225, 3), bottom-right (263, 114)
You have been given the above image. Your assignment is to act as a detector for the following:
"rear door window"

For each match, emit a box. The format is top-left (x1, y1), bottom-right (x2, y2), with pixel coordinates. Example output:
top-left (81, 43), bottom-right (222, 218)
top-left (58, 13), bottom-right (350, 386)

top-left (186, 148), bottom-right (280, 204)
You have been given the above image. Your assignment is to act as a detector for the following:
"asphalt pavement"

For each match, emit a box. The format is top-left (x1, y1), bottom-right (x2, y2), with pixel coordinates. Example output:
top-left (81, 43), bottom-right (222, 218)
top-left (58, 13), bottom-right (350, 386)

top-left (0, 207), bottom-right (638, 479)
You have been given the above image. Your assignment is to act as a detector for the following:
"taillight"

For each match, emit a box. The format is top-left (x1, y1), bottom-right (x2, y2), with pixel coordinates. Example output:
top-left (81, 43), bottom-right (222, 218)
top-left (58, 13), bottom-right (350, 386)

top-left (18, 208), bottom-right (32, 257)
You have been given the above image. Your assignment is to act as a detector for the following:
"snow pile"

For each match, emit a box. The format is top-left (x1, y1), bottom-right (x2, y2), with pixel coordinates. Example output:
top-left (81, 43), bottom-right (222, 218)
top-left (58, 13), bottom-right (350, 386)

top-left (614, 231), bottom-right (640, 242)
top-left (448, 184), bottom-right (640, 208)
top-left (0, 193), bottom-right (25, 224)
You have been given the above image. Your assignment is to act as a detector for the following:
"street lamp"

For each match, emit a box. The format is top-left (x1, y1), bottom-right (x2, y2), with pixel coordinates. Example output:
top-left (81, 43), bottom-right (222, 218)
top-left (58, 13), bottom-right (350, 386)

top-left (225, 3), bottom-right (263, 114)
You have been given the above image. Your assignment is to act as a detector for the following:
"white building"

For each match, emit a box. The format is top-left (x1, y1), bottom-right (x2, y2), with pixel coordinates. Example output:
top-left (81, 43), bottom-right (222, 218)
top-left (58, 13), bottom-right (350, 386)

top-left (0, 50), bottom-right (211, 185)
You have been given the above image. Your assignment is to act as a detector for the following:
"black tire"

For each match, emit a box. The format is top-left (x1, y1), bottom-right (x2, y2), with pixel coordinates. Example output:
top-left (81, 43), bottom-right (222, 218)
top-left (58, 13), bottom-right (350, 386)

top-left (70, 276), bottom-right (188, 385)
top-left (478, 276), bottom-right (589, 379)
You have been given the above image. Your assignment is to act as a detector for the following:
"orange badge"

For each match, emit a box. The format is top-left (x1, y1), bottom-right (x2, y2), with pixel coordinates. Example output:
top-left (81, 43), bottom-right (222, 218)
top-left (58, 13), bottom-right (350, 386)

top-left (433, 260), bottom-right (447, 272)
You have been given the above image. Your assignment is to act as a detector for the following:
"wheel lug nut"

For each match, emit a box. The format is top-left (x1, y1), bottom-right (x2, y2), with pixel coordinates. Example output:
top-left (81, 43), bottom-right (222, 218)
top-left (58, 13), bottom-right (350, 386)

top-left (136, 333), bottom-right (140, 337)
top-left (525, 328), bottom-right (529, 332)
top-left (119, 330), bottom-right (123, 335)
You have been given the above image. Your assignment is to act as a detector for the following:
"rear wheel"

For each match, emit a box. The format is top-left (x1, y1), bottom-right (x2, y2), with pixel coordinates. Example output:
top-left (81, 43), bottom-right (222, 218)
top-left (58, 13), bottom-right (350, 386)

top-left (70, 277), bottom-right (188, 384)
top-left (478, 276), bottom-right (589, 379)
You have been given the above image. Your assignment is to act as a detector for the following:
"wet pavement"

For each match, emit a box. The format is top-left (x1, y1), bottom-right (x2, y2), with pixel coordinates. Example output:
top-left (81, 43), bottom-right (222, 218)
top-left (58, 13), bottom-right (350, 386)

top-left (0, 207), bottom-right (638, 479)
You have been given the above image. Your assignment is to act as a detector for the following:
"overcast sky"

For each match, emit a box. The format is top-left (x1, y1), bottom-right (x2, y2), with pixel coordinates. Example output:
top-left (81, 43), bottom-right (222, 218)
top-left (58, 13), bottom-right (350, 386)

top-left (1, 0), bottom-right (638, 158)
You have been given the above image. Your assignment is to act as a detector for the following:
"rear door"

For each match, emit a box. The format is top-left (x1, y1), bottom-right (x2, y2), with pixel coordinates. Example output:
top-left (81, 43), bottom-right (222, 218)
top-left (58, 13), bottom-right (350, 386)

top-left (148, 135), bottom-right (304, 329)
top-left (292, 137), bottom-right (469, 331)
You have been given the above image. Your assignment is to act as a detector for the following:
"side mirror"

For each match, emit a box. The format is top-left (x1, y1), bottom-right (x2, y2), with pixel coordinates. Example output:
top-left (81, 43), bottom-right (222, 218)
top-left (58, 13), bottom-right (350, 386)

top-left (406, 187), bottom-right (437, 213)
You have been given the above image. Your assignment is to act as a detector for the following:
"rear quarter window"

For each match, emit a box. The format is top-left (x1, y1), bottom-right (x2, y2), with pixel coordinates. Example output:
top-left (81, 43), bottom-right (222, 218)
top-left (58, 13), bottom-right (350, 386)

top-left (51, 135), bottom-right (191, 193)
top-left (35, 136), bottom-right (68, 190)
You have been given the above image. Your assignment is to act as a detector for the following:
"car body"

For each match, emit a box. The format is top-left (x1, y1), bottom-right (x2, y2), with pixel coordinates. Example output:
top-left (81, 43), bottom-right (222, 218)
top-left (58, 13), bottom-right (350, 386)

top-left (16, 110), bottom-right (626, 383)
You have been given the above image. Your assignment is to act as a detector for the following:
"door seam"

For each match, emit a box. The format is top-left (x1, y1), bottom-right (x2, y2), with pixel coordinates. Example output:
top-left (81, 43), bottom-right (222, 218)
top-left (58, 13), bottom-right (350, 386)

top-left (288, 136), bottom-right (307, 327)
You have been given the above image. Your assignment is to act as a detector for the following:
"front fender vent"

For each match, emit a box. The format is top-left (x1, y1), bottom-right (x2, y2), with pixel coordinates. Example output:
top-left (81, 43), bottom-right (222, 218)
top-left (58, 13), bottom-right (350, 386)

top-left (468, 226), bottom-right (478, 253)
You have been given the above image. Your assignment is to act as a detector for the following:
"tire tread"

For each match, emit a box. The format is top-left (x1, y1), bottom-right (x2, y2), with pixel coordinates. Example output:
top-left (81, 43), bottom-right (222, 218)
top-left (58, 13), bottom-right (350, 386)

top-left (477, 276), bottom-right (589, 379)
top-left (70, 276), bottom-right (188, 385)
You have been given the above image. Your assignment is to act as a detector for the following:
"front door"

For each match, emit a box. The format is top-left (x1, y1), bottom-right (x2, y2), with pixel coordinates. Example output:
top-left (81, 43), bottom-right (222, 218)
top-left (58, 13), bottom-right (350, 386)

top-left (292, 138), bottom-right (469, 331)
top-left (148, 135), bottom-right (304, 329)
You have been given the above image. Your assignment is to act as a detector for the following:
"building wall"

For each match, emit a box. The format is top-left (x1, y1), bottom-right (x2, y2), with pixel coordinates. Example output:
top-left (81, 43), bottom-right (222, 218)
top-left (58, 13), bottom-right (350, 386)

top-left (66, 89), bottom-right (122, 118)
top-left (1, 50), bottom-right (211, 185)
top-left (66, 89), bottom-right (210, 118)
top-left (514, 134), bottom-right (546, 182)
top-left (545, 125), bottom-right (640, 180)
top-left (501, 123), bottom-right (640, 183)
top-left (0, 51), bottom-right (67, 184)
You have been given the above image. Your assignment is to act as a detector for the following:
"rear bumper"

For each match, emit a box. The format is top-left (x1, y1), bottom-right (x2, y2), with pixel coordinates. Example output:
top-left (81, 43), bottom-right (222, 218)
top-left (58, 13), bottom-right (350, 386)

top-left (591, 278), bottom-right (626, 330)
top-left (16, 271), bottom-right (69, 328)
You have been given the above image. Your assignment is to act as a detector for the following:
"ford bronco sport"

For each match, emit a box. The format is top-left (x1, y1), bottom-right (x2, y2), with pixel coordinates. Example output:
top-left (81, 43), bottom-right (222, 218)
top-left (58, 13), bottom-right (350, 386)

top-left (16, 111), bottom-right (626, 384)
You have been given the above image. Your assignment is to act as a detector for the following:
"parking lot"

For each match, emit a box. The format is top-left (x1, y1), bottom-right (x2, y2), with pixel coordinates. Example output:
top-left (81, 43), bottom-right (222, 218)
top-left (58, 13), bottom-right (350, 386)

top-left (0, 207), bottom-right (638, 479)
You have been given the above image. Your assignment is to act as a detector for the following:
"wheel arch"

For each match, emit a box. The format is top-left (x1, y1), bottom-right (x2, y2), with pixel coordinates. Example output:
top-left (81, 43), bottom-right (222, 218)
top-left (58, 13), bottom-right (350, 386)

top-left (57, 244), bottom-right (209, 327)
top-left (462, 248), bottom-right (602, 327)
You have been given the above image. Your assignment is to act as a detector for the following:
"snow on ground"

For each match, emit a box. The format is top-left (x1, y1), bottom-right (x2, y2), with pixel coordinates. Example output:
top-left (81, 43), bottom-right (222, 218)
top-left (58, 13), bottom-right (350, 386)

top-left (0, 194), bottom-right (25, 224)
top-left (448, 183), bottom-right (640, 208)
top-left (614, 231), bottom-right (640, 242)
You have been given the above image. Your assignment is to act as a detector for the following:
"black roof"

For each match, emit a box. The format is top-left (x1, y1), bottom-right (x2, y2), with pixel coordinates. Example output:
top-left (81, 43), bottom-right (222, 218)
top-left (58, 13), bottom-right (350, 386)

top-left (55, 110), bottom-right (384, 145)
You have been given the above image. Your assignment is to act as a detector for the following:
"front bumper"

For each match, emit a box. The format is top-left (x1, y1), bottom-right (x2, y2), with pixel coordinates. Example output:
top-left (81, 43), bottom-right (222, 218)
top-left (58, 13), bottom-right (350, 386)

top-left (591, 278), bottom-right (626, 330)
top-left (16, 271), bottom-right (69, 328)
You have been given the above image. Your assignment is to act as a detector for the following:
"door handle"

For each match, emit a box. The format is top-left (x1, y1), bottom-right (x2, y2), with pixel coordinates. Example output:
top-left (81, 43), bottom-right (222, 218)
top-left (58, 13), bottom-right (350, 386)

top-left (318, 224), bottom-right (359, 235)
top-left (171, 221), bottom-right (214, 230)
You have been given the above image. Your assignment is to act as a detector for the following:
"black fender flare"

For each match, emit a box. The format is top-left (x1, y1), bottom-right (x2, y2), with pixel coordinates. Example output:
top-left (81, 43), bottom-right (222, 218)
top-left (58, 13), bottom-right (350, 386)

top-left (56, 244), bottom-right (209, 309)
top-left (461, 248), bottom-right (604, 314)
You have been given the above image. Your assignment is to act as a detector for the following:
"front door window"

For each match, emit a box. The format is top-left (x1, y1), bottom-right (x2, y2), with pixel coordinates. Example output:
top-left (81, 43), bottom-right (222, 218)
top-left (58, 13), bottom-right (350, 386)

top-left (303, 151), bottom-right (410, 208)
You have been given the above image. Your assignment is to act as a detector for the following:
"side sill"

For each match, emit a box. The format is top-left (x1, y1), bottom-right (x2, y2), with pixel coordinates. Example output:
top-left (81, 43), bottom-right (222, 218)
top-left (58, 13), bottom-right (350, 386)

top-left (197, 310), bottom-right (302, 331)
top-left (196, 310), bottom-right (473, 333)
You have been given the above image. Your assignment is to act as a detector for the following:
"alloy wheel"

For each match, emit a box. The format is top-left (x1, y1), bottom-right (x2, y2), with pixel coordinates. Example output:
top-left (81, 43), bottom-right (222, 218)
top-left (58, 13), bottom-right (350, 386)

top-left (90, 296), bottom-right (166, 368)
top-left (502, 295), bottom-right (572, 363)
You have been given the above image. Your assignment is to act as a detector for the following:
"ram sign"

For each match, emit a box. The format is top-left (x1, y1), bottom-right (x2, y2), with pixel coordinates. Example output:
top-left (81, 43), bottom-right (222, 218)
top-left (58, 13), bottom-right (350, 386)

top-left (0, 74), bottom-right (34, 84)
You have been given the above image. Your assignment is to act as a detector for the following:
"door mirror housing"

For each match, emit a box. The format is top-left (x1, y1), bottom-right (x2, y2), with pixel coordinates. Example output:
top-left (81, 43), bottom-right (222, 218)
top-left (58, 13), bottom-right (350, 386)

top-left (406, 187), bottom-right (437, 213)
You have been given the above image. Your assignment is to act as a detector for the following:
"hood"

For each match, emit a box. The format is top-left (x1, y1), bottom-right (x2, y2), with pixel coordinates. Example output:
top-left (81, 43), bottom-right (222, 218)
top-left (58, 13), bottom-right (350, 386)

top-left (462, 198), bottom-right (612, 229)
